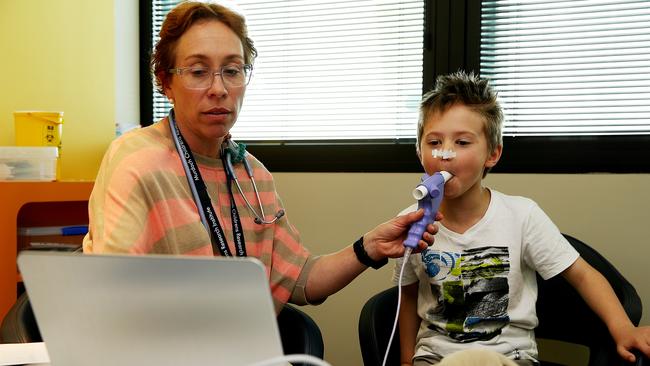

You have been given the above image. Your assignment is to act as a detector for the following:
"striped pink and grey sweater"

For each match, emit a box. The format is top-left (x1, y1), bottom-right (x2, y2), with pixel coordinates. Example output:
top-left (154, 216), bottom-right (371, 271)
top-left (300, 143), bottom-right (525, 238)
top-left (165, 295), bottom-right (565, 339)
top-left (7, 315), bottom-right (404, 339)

top-left (83, 118), bottom-right (316, 312)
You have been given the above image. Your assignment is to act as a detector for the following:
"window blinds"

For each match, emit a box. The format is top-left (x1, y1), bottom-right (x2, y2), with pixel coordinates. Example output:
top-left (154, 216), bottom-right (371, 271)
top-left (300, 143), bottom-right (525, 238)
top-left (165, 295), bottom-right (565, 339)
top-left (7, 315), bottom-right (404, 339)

top-left (151, 0), bottom-right (424, 141)
top-left (480, 0), bottom-right (650, 136)
top-left (152, 0), bottom-right (181, 119)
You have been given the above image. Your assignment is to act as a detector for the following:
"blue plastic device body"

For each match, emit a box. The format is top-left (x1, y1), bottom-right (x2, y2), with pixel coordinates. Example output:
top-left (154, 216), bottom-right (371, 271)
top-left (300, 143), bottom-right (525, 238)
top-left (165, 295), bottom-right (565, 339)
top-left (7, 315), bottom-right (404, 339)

top-left (403, 171), bottom-right (448, 249)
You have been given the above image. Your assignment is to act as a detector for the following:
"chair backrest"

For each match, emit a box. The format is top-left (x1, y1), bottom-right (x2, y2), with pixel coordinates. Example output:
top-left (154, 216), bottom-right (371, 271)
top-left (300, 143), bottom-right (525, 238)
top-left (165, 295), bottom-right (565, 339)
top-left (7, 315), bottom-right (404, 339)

top-left (358, 286), bottom-right (400, 366)
top-left (0, 292), bottom-right (41, 343)
top-left (277, 304), bottom-right (325, 362)
top-left (535, 234), bottom-right (642, 366)
top-left (0, 294), bottom-right (324, 363)
top-left (358, 234), bottom-right (644, 366)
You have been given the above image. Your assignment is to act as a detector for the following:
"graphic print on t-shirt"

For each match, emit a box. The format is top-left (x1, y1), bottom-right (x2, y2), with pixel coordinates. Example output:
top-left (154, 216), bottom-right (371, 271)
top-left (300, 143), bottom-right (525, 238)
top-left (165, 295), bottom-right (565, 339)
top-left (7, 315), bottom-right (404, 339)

top-left (421, 246), bottom-right (510, 342)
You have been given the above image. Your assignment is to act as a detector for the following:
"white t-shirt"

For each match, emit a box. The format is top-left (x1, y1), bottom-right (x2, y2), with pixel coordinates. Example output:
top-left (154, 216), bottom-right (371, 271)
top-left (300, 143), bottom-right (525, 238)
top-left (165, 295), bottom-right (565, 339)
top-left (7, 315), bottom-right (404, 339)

top-left (393, 190), bottom-right (579, 363)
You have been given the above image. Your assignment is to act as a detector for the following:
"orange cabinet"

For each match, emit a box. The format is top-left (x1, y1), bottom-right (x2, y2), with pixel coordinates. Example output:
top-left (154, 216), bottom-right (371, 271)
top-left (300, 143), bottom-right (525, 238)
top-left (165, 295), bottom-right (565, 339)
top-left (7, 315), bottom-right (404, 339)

top-left (0, 181), bottom-right (94, 320)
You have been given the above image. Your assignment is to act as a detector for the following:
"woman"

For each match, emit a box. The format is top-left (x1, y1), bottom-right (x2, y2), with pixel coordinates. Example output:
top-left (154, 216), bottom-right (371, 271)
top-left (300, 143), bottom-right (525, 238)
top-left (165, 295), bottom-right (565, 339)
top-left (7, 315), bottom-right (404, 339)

top-left (83, 1), bottom-right (434, 313)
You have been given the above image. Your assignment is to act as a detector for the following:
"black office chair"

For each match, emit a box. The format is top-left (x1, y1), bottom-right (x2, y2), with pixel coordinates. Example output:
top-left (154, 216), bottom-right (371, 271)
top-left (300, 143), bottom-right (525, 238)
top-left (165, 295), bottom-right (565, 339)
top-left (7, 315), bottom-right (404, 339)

top-left (0, 292), bottom-right (41, 343)
top-left (359, 285), bottom-right (401, 366)
top-left (278, 304), bottom-right (325, 363)
top-left (358, 234), bottom-right (647, 366)
top-left (1, 294), bottom-right (324, 364)
top-left (535, 233), bottom-right (644, 366)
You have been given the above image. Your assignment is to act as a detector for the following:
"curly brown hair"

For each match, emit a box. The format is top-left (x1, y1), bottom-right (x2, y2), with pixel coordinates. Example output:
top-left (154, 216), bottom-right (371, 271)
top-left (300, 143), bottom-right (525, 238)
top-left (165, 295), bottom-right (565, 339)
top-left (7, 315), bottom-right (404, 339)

top-left (150, 1), bottom-right (257, 95)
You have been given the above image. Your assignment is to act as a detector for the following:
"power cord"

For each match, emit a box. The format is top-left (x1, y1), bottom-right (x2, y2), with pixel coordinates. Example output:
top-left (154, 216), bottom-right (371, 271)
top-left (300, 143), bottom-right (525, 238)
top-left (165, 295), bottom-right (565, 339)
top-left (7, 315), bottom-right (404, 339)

top-left (382, 246), bottom-right (413, 366)
top-left (247, 354), bottom-right (332, 366)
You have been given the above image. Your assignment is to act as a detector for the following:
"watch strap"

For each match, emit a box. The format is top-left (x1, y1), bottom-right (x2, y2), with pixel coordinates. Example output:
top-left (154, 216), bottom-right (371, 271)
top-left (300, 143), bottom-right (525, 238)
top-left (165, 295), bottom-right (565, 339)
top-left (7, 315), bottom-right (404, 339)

top-left (353, 236), bottom-right (388, 270)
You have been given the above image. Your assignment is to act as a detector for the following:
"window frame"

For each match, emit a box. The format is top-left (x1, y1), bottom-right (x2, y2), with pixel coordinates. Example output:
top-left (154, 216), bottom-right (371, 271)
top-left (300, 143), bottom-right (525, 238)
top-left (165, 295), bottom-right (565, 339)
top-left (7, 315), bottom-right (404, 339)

top-left (138, 0), bottom-right (650, 173)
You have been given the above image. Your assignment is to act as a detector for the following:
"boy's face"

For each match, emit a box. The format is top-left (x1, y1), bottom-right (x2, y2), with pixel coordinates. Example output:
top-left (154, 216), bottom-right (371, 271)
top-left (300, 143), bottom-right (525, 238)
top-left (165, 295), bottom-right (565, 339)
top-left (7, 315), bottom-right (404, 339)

top-left (418, 103), bottom-right (502, 199)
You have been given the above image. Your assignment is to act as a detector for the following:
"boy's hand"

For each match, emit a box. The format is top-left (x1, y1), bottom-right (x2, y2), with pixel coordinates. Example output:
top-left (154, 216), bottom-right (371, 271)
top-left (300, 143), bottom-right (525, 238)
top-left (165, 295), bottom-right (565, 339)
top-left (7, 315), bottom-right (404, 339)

top-left (614, 325), bottom-right (650, 362)
top-left (563, 259), bottom-right (650, 363)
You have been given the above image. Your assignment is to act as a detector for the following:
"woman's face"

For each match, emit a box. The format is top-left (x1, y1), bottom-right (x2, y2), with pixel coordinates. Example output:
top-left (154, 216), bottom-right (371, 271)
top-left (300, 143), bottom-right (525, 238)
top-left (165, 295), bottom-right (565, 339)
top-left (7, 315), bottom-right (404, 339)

top-left (164, 20), bottom-right (246, 156)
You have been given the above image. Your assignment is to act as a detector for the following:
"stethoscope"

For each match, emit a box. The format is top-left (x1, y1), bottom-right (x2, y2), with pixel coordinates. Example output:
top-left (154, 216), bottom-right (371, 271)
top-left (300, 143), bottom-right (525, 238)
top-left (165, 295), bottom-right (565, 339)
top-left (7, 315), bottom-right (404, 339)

top-left (221, 142), bottom-right (285, 225)
top-left (168, 109), bottom-right (285, 226)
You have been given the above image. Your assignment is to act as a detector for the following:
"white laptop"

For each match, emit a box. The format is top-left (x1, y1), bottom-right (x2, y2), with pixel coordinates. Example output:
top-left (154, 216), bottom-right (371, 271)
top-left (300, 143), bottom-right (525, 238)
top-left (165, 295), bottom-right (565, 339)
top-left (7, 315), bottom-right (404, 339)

top-left (17, 251), bottom-right (285, 366)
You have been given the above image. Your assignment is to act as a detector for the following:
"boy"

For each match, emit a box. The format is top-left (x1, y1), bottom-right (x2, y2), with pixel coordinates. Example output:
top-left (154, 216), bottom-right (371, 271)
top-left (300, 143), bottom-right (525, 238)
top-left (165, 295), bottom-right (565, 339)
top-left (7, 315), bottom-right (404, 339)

top-left (394, 71), bottom-right (650, 365)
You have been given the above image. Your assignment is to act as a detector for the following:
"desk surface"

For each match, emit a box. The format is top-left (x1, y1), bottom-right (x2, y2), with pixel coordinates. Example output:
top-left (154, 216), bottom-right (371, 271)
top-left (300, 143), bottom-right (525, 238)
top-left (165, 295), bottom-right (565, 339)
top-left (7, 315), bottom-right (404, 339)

top-left (0, 342), bottom-right (50, 365)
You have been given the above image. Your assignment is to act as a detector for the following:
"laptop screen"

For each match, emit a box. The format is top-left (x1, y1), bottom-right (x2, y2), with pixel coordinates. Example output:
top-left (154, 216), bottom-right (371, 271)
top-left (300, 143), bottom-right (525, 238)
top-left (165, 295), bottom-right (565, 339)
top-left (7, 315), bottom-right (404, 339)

top-left (18, 252), bottom-right (284, 366)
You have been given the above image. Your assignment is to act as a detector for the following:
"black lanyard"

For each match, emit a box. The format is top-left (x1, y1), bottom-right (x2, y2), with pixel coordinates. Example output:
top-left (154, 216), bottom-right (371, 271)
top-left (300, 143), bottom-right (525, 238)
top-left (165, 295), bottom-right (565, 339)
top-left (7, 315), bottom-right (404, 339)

top-left (169, 114), bottom-right (246, 257)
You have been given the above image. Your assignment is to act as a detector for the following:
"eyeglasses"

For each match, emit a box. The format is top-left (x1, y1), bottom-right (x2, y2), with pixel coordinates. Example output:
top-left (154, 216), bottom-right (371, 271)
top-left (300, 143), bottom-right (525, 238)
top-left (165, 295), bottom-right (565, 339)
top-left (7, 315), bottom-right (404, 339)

top-left (168, 64), bottom-right (253, 90)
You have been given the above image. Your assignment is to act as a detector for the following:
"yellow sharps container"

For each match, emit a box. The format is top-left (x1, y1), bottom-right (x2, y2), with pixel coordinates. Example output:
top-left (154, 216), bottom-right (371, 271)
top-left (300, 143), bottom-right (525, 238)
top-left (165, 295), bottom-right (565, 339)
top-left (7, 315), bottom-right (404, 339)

top-left (13, 111), bottom-right (64, 147)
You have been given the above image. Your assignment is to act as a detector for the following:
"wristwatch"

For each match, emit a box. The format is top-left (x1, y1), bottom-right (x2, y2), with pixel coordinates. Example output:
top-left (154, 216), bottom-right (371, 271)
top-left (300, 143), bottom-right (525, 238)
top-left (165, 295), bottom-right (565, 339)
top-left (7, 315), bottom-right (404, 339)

top-left (353, 236), bottom-right (388, 270)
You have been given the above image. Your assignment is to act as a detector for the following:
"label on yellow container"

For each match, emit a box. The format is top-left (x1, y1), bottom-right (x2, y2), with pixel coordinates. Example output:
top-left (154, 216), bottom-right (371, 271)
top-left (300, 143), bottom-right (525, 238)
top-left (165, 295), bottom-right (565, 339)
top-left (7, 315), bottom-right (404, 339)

top-left (14, 111), bottom-right (64, 147)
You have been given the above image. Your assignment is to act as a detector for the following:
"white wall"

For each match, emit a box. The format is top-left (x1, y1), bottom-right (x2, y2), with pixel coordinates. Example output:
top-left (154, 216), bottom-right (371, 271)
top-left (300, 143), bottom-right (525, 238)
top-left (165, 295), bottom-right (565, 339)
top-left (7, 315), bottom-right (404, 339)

top-left (114, 0), bottom-right (140, 135)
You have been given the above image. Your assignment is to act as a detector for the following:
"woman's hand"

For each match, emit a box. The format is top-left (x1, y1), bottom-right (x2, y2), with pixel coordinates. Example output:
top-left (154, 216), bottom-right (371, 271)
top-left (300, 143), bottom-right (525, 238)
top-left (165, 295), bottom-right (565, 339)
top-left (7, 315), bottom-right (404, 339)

top-left (363, 208), bottom-right (441, 261)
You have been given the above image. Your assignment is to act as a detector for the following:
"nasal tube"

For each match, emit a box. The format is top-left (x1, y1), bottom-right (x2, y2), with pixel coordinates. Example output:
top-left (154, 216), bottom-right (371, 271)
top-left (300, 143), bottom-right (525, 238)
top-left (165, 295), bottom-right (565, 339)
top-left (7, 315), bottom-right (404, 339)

top-left (403, 171), bottom-right (452, 249)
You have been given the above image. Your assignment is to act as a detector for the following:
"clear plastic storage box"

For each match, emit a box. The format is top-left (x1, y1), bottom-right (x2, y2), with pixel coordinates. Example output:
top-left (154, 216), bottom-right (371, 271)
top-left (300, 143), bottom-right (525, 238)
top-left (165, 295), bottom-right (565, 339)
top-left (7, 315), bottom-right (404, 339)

top-left (0, 146), bottom-right (58, 181)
